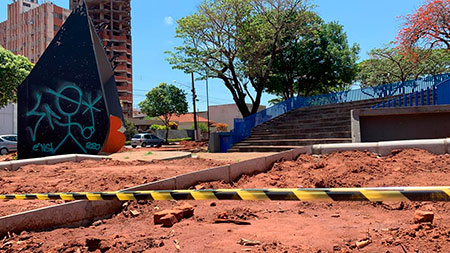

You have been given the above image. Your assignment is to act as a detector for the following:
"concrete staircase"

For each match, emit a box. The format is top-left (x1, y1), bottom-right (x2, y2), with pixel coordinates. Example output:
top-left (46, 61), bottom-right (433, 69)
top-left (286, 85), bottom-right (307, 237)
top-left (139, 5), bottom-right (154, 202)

top-left (228, 97), bottom-right (392, 152)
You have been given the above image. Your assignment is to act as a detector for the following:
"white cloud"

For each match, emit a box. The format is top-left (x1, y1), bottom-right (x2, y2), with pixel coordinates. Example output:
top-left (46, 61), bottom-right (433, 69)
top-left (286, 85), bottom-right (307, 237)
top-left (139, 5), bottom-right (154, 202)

top-left (164, 16), bottom-right (174, 25)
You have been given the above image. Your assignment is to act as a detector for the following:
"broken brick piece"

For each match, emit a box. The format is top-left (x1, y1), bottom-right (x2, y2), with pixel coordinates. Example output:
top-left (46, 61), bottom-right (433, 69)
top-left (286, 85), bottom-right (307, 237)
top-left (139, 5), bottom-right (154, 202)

top-left (174, 203), bottom-right (194, 218)
top-left (154, 209), bottom-right (184, 224)
top-left (154, 210), bottom-right (176, 224)
top-left (169, 209), bottom-right (185, 220)
top-left (414, 210), bottom-right (434, 223)
top-left (159, 214), bottom-right (179, 227)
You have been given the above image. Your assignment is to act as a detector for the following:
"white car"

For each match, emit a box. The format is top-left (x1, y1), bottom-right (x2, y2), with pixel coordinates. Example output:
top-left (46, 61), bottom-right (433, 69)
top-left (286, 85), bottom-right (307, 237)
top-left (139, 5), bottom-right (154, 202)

top-left (130, 133), bottom-right (163, 148)
top-left (0, 135), bottom-right (17, 155)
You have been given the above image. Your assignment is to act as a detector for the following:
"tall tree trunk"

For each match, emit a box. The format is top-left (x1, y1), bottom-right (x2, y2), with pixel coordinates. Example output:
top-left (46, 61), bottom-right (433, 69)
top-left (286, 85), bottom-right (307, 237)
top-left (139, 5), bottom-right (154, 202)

top-left (250, 88), bottom-right (263, 115)
top-left (218, 75), bottom-right (252, 118)
top-left (165, 125), bottom-right (169, 144)
top-left (234, 96), bottom-right (251, 118)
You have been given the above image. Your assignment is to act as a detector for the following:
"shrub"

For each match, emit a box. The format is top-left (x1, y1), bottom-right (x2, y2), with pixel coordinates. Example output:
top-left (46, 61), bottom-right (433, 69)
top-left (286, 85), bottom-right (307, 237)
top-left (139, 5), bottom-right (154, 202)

top-left (124, 119), bottom-right (138, 140)
top-left (169, 122), bottom-right (178, 130)
top-left (193, 122), bottom-right (209, 133)
top-left (150, 124), bottom-right (166, 130)
top-left (215, 123), bottom-right (228, 132)
top-left (168, 137), bottom-right (192, 142)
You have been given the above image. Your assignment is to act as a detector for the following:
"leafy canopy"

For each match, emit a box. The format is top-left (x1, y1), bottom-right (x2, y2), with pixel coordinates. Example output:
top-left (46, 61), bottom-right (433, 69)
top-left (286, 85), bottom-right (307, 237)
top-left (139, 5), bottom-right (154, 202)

top-left (357, 45), bottom-right (450, 87)
top-left (166, 0), bottom-right (314, 117)
top-left (139, 83), bottom-right (188, 143)
top-left (266, 17), bottom-right (359, 101)
top-left (0, 46), bottom-right (34, 108)
top-left (397, 0), bottom-right (450, 50)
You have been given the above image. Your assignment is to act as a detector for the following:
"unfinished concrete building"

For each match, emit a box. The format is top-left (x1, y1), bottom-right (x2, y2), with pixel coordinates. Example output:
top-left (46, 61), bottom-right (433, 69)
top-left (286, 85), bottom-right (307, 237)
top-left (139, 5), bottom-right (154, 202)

top-left (70, 0), bottom-right (133, 118)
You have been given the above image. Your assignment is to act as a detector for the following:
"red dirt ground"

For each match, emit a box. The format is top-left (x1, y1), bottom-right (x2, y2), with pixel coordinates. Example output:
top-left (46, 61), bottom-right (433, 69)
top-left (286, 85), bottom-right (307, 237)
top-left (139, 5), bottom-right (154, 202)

top-left (179, 140), bottom-right (208, 149)
top-left (0, 158), bottom-right (229, 217)
top-left (1, 149), bottom-right (450, 252)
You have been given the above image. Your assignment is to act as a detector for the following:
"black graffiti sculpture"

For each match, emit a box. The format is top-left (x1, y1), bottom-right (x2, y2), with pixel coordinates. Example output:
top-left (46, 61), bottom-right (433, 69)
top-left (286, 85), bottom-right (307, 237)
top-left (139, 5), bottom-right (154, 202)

top-left (17, 0), bottom-right (125, 159)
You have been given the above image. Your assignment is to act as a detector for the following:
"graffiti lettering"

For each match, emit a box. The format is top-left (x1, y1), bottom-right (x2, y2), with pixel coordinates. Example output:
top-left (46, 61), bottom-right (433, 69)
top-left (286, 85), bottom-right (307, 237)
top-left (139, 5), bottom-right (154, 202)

top-left (86, 142), bottom-right (101, 151)
top-left (32, 143), bottom-right (55, 153)
top-left (25, 83), bottom-right (103, 155)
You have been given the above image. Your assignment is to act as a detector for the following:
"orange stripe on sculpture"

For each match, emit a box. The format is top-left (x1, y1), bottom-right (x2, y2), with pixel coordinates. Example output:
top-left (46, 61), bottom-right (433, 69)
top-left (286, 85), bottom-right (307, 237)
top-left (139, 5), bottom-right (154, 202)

top-left (102, 115), bottom-right (126, 153)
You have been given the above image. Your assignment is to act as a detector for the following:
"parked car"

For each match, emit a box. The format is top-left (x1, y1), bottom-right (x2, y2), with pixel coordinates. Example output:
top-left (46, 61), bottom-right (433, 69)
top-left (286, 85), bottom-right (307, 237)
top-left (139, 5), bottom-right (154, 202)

top-left (130, 134), bottom-right (163, 148)
top-left (0, 134), bottom-right (17, 155)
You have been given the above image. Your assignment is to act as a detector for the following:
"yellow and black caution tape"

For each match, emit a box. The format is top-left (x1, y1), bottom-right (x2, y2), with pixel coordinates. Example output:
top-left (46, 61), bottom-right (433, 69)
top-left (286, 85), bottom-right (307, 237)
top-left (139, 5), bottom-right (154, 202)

top-left (1, 187), bottom-right (449, 202)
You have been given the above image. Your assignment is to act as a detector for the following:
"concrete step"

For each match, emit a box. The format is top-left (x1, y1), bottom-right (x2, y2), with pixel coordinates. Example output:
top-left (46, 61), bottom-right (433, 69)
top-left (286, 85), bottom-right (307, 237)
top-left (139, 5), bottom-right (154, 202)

top-left (287, 106), bottom-right (363, 116)
top-left (252, 117), bottom-right (351, 132)
top-left (285, 99), bottom-right (390, 113)
top-left (278, 111), bottom-right (350, 120)
top-left (262, 108), bottom-right (348, 125)
top-left (261, 97), bottom-right (393, 124)
top-left (252, 125), bottom-right (351, 134)
top-left (228, 96), bottom-right (398, 152)
top-left (247, 131), bottom-right (351, 140)
top-left (228, 145), bottom-right (302, 152)
top-left (234, 138), bottom-right (352, 147)
top-left (257, 118), bottom-right (351, 130)
top-left (264, 115), bottom-right (351, 125)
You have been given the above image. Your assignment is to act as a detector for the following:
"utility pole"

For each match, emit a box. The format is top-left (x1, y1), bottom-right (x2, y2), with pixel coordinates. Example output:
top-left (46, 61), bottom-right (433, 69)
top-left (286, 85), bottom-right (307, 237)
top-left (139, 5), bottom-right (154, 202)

top-left (191, 72), bottom-right (198, 141)
top-left (206, 69), bottom-right (210, 139)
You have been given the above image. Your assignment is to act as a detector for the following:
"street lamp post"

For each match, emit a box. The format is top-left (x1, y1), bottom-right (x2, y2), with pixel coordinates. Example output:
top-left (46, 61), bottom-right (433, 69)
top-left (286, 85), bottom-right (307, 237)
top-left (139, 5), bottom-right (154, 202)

top-left (205, 69), bottom-right (210, 139)
top-left (191, 72), bottom-right (198, 141)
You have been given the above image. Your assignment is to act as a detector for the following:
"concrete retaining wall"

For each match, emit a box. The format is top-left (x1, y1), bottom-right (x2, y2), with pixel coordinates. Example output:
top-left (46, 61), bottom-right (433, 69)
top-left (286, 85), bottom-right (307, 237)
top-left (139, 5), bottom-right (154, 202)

top-left (352, 106), bottom-right (450, 142)
top-left (311, 138), bottom-right (450, 156)
top-left (2, 137), bottom-right (450, 236)
top-left (0, 150), bottom-right (300, 236)
top-left (0, 154), bottom-right (111, 171)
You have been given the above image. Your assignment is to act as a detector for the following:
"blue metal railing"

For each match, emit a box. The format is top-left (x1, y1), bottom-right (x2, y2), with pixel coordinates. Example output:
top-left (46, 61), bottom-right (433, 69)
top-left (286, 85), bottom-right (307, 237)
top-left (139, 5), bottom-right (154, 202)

top-left (372, 86), bottom-right (437, 108)
top-left (220, 73), bottom-right (450, 152)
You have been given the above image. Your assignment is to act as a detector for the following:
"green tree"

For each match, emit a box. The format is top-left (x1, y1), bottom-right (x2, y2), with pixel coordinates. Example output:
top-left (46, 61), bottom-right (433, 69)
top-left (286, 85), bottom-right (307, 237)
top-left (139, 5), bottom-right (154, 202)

top-left (124, 119), bottom-right (138, 141)
top-left (138, 83), bottom-right (188, 143)
top-left (193, 122), bottom-right (209, 133)
top-left (357, 45), bottom-right (450, 87)
top-left (266, 19), bottom-right (359, 100)
top-left (166, 0), bottom-right (314, 118)
top-left (0, 46), bottom-right (34, 108)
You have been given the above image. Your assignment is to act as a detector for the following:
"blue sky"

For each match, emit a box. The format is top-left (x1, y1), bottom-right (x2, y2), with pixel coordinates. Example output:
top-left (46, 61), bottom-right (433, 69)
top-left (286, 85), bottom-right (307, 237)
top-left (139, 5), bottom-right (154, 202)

top-left (1, 0), bottom-right (425, 112)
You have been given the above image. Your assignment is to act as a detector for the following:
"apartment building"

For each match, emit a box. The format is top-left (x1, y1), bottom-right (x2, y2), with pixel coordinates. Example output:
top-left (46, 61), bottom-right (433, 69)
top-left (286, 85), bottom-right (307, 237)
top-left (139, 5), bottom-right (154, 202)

top-left (0, 0), bottom-right (70, 64)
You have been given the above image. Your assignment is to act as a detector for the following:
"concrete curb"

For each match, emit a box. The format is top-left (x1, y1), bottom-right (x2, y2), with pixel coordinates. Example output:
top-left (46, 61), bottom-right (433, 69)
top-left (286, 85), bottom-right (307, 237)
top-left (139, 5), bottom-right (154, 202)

top-left (311, 138), bottom-right (450, 156)
top-left (159, 152), bottom-right (192, 161)
top-left (0, 151), bottom-right (295, 236)
top-left (0, 154), bottom-right (111, 171)
top-left (2, 137), bottom-right (448, 235)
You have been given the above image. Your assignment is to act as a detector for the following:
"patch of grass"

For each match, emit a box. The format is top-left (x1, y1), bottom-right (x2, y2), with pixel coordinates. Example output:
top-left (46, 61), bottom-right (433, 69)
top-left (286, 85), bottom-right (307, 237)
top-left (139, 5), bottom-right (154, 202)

top-left (144, 151), bottom-right (153, 156)
top-left (125, 140), bottom-right (131, 145)
top-left (167, 137), bottom-right (192, 142)
top-left (124, 156), bottom-right (129, 159)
